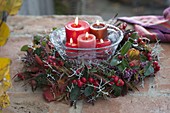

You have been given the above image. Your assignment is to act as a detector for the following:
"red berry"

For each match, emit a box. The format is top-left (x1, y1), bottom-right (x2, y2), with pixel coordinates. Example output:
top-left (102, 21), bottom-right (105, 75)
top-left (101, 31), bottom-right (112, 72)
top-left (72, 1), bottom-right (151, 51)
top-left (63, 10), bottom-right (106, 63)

top-left (88, 77), bottom-right (94, 83)
top-left (112, 76), bottom-right (119, 83)
top-left (137, 38), bottom-right (142, 43)
top-left (116, 79), bottom-right (124, 86)
top-left (51, 56), bottom-right (56, 60)
top-left (122, 22), bottom-right (127, 30)
top-left (48, 56), bottom-right (52, 59)
top-left (47, 59), bottom-right (53, 63)
top-left (155, 65), bottom-right (160, 72)
top-left (77, 82), bottom-right (83, 87)
top-left (77, 79), bottom-right (84, 87)
top-left (93, 80), bottom-right (99, 86)
top-left (72, 79), bottom-right (77, 84)
top-left (53, 62), bottom-right (56, 66)
top-left (129, 62), bottom-right (135, 67)
top-left (140, 41), bottom-right (145, 45)
top-left (147, 53), bottom-right (151, 58)
top-left (153, 61), bottom-right (158, 66)
top-left (148, 57), bottom-right (152, 61)
top-left (81, 77), bottom-right (87, 83)
top-left (118, 55), bottom-right (123, 60)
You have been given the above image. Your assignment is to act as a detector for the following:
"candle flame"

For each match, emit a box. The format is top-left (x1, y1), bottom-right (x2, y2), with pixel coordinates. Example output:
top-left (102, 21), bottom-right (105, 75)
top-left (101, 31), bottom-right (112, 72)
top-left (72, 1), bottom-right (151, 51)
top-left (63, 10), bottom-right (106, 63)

top-left (75, 17), bottom-right (79, 26)
top-left (96, 20), bottom-right (100, 25)
top-left (100, 39), bottom-right (104, 43)
top-left (70, 38), bottom-right (73, 44)
top-left (85, 32), bottom-right (89, 38)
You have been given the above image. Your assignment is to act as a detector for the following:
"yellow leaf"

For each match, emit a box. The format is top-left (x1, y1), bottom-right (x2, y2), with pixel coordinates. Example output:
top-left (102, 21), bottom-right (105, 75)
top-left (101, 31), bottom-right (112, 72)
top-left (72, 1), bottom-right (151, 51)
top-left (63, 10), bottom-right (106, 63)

top-left (0, 58), bottom-right (11, 96)
top-left (0, 92), bottom-right (10, 109)
top-left (5, 0), bottom-right (23, 15)
top-left (0, 0), bottom-right (7, 12)
top-left (0, 21), bottom-right (10, 46)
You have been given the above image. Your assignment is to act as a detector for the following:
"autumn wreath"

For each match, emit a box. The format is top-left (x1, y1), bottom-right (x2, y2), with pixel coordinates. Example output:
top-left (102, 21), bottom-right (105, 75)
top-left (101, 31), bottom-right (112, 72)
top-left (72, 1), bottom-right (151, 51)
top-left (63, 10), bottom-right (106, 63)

top-left (14, 22), bottom-right (161, 107)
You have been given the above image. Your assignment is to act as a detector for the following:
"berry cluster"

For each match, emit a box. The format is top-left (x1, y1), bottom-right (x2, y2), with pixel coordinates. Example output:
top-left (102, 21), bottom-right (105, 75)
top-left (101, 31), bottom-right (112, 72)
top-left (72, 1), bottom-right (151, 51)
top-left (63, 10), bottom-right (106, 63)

top-left (72, 77), bottom-right (99, 88)
top-left (109, 75), bottom-right (124, 86)
top-left (153, 61), bottom-right (160, 73)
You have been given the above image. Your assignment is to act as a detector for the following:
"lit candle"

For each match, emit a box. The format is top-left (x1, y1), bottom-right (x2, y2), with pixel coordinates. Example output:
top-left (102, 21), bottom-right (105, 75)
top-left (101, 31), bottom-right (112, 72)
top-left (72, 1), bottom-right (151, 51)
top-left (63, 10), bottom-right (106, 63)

top-left (65, 38), bottom-right (78, 56)
top-left (96, 39), bottom-right (111, 48)
top-left (90, 20), bottom-right (107, 39)
top-left (77, 32), bottom-right (96, 48)
top-left (65, 17), bottom-right (90, 44)
top-left (65, 38), bottom-right (78, 48)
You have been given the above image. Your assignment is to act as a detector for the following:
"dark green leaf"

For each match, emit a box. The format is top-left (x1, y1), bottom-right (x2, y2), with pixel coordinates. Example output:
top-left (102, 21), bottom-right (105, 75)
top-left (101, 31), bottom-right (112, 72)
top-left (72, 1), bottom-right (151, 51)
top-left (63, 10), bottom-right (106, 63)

top-left (112, 85), bottom-right (122, 97)
top-left (130, 32), bottom-right (139, 39)
top-left (117, 64), bottom-right (124, 72)
top-left (33, 35), bottom-right (42, 44)
top-left (84, 86), bottom-right (94, 97)
top-left (122, 59), bottom-right (129, 67)
top-left (20, 45), bottom-right (29, 51)
top-left (121, 41), bottom-right (132, 55)
top-left (70, 86), bottom-right (80, 101)
top-left (90, 68), bottom-right (98, 73)
top-left (34, 48), bottom-right (42, 56)
top-left (140, 54), bottom-right (147, 62)
top-left (144, 62), bottom-right (154, 76)
top-left (128, 37), bottom-right (135, 43)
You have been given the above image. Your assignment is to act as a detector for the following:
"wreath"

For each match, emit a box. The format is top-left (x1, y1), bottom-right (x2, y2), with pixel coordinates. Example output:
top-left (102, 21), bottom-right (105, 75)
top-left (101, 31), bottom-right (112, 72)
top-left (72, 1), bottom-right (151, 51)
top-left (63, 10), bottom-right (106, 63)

top-left (14, 22), bottom-right (161, 107)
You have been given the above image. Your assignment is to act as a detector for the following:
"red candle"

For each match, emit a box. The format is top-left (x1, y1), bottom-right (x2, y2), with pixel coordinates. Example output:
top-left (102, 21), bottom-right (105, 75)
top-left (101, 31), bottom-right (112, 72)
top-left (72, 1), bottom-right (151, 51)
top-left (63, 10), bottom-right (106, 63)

top-left (65, 17), bottom-right (90, 44)
top-left (65, 38), bottom-right (78, 54)
top-left (96, 39), bottom-right (111, 48)
top-left (77, 32), bottom-right (96, 48)
top-left (90, 20), bottom-right (107, 39)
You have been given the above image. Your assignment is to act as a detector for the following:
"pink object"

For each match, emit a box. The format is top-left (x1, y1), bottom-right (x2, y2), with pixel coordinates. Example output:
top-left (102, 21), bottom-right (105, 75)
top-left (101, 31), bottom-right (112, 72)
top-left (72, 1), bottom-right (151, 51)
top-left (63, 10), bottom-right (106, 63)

top-left (65, 18), bottom-right (90, 44)
top-left (77, 32), bottom-right (96, 48)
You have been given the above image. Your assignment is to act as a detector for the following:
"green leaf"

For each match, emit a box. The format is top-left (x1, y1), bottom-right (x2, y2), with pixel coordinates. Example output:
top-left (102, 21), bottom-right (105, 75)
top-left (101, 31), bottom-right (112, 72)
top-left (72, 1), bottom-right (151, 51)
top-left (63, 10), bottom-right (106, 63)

top-left (42, 41), bottom-right (46, 46)
top-left (112, 85), bottom-right (122, 97)
top-left (130, 32), bottom-right (138, 39)
top-left (34, 48), bottom-right (42, 56)
top-left (117, 59), bottom-right (128, 72)
top-left (84, 86), bottom-right (94, 97)
top-left (121, 41), bottom-right (132, 56)
top-left (20, 45), bottom-right (29, 51)
top-left (144, 62), bottom-right (154, 76)
top-left (70, 86), bottom-right (80, 101)
top-left (90, 68), bottom-right (98, 73)
top-left (33, 35), bottom-right (42, 44)
top-left (140, 54), bottom-right (147, 62)
top-left (110, 57), bottom-right (121, 66)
